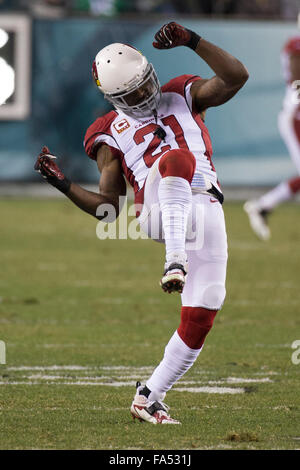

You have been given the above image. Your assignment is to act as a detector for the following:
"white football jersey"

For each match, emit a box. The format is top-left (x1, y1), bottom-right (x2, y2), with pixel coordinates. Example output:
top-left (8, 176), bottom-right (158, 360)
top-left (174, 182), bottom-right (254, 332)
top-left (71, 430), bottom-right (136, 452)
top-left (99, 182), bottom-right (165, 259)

top-left (84, 75), bottom-right (219, 207)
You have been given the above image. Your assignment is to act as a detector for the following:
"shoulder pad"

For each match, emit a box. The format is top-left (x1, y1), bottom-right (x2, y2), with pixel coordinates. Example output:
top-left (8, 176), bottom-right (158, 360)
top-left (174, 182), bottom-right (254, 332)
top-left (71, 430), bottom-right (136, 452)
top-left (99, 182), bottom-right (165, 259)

top-left (84, 110), bottom-right (118, 160)
top-left (162, 75), bottom-right (202, 96)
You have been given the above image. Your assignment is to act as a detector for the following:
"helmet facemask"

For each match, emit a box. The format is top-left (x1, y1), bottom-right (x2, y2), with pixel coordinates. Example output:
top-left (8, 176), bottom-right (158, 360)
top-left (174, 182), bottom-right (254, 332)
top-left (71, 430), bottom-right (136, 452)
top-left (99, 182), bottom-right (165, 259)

top-left (103, 63), bottom-right (161, 119)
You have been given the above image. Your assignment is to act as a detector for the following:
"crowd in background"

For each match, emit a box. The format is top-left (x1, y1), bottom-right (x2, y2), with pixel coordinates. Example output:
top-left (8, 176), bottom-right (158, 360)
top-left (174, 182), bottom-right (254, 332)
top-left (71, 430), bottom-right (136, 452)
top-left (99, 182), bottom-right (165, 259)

top-left (0, 0), bottom-right (298, 19)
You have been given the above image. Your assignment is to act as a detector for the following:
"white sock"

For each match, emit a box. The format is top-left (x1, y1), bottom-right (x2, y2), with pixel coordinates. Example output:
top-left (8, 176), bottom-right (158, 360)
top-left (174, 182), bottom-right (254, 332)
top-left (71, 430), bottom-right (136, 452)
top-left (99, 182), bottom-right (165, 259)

top-left (258, 181), bottom-right (292, 211)
top-left (158, 176), bottom-right (192, 263)
top-left (146, 331), bottom-right (202, 401)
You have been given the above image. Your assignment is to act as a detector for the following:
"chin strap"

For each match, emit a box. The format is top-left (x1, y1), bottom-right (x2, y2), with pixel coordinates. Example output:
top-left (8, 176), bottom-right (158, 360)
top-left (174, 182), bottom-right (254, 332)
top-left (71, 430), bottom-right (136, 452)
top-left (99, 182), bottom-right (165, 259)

top-left (153, 109), bottom-right (167, 142)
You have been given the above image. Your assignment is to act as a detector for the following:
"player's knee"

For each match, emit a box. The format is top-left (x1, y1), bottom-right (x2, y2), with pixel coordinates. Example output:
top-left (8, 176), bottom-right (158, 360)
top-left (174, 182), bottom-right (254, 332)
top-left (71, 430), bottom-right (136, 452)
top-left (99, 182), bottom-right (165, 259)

top-left (202, 284), bottom-right (226, 310)
top-left (158, 149), bottom-right (196, 183)
top-left (177, 306), bottom-right (218, 350)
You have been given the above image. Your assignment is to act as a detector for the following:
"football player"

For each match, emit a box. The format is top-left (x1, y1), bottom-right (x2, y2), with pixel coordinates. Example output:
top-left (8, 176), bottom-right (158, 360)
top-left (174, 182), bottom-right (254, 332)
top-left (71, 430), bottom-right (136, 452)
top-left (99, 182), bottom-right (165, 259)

top-left (244, 36), bottom-right (300, 240)
top-left (35, 22), bottom-right (248, 424)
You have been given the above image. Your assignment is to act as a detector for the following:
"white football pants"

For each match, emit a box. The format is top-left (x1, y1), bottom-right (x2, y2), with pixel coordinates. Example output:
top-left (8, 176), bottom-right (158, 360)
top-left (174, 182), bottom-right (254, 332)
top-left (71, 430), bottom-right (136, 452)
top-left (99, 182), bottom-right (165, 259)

top-left (138, 157), bottom-right (228, 310)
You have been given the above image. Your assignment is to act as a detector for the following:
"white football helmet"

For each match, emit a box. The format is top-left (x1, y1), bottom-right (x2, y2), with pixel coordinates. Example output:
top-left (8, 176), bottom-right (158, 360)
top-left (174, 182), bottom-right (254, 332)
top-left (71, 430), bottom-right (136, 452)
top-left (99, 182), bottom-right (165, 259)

top-left (92, 43), bottom-right (161, 119)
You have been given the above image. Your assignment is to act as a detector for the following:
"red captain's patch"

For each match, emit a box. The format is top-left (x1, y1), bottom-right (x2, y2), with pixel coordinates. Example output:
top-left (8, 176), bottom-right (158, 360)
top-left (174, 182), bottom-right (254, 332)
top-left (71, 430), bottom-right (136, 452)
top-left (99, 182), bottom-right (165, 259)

top-left (113, 118), bottom-right (130, 134)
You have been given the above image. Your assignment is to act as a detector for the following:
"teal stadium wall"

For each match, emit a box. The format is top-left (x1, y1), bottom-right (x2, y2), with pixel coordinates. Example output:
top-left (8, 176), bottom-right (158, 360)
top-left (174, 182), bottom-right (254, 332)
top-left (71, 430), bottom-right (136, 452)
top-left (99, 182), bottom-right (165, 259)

top-left (0, 17), bottom-right (299, 185)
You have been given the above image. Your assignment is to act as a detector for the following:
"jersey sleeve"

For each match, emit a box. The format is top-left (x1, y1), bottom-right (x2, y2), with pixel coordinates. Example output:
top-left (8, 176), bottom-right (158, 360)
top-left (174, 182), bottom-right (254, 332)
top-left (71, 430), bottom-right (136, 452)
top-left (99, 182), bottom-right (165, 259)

top-left (84, 110), bottom-right (122, 161)
top-left (161, 74), bottom-right (202, 96)
top-left (162, 74), bottom-right (202, 112)
top-left (283, 36), bottom-right (300, 56)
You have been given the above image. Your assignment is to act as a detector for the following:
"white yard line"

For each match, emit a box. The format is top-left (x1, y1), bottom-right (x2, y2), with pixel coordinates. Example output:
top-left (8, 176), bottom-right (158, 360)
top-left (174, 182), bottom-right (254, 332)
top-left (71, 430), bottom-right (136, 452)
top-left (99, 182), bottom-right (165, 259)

top-left (6, 365), bottom-right (155, 372)
top-left (208, 377), bottom-right (273, 384)
top-left (26, 376), bottom-right (270, 383)
top-left (24, 374), bottom-right (150, 381)
top-left (0, 380), bottom-right (138, 386)
top-left (174, 387), bottom-right (245, 394)
top-left (6, 365), bottom-right (94, 371)
top-left (4, 374), bottom-right (273, 385)
top-left (255, 343), bottom-right (291, 348)
top-left (0, 381), bottom-right (246, 394)
top-left (1, 365), bottom-right (274, 394)
top-left (0, 379), bottom-right (247, 393)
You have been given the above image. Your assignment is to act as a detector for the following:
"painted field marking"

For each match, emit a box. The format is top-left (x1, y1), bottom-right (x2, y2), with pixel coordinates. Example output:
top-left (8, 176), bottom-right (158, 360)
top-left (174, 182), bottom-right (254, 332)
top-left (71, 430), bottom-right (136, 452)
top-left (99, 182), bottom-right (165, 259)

top-left (0, 340), bottom-right (5, 364)
top-left (208, 377), bottom-right (272, 384)
top-left (0, 364), bottom-right (275, 394)
top-left (173, 387), bottom-right (245, 394)
top-left (6, 365), bottom-right (93, 371)
top-left (11, 376), bottom-right (273, 385)
top-left (0, 381), bottom-right (246, 393)
top-left (6, 365), bottom-right (155, 371)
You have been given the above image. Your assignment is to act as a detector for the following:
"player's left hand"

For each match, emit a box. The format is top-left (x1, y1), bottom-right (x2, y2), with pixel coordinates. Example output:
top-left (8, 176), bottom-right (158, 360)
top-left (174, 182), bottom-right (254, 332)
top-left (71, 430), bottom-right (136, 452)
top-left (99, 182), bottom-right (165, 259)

top-left (153, 22), bottom-right (193, 49)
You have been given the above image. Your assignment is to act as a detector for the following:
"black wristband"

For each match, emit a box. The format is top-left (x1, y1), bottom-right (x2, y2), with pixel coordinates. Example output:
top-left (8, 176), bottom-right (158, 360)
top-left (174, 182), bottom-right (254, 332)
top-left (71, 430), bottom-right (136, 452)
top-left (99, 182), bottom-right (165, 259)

top-left (186, 30), bottom-right (201, 50)
top-left (48, 176), bottom-right (72, 195)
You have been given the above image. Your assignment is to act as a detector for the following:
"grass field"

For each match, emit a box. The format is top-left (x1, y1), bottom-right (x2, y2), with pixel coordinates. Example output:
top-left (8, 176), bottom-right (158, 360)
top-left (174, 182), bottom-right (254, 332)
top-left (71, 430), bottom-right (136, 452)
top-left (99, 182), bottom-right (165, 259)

top-left (0, 198), bottom-right (300, 450)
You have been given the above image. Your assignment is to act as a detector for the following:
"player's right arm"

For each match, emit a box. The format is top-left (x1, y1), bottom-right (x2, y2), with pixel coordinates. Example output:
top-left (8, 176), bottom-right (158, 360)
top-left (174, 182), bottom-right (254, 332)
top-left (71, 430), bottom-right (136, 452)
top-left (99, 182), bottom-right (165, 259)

top-left (189, 39), bottom-right (249, 112)
top-left (153, 22), bottom-right (249, 112)
top-left (34, 144), bottom-right (126, 220)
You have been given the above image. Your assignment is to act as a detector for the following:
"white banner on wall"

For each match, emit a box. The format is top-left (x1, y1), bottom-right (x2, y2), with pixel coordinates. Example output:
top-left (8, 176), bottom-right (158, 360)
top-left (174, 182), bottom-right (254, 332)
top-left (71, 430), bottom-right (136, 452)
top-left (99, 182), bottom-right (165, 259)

top-left (0, 14), bottom-right (31, 120)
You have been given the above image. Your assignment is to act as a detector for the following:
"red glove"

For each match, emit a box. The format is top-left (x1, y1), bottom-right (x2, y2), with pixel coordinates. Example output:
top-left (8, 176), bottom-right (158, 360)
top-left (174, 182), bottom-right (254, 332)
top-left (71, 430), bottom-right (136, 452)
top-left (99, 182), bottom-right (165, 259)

top-left (34, 146), bottom-right (71, 194)
top-left (153, 22), bottom-right (201, 50)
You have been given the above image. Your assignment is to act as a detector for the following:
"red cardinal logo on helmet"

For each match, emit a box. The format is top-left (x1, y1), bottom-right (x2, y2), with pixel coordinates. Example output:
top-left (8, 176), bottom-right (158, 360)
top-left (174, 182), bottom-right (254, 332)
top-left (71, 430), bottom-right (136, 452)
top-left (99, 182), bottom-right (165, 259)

top-left (92, 60), bottom-right (101, 87)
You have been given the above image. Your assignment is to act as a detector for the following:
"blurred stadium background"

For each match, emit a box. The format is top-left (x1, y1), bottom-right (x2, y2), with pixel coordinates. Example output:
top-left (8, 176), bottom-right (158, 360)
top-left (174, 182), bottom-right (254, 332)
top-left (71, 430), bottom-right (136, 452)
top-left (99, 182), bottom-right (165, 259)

top-left (0, 0), bottom-right (299, 196)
